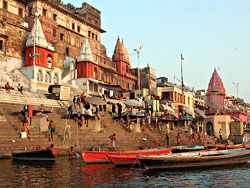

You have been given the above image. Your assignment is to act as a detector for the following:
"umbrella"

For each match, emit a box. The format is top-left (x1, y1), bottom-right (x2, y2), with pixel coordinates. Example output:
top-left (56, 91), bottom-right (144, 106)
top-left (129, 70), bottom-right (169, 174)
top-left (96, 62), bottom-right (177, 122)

top-left (85, 97), bottom-right (107, 105)
top-left (207, 102), bottom-right (221, 110)
top-left (183, 106), bottom-right (195, 117)
top-left (160, 104), bottom-right (175, 113)
top-left (194, 108), bottom-right (206, 118)
top-left (123, 99), bottom-right (143, 107)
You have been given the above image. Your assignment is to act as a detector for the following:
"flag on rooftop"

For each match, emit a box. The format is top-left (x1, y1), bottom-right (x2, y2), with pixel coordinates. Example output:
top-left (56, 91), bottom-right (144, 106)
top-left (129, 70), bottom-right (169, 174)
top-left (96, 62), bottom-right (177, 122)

top-left (181, 54), bottom-right (184, 60)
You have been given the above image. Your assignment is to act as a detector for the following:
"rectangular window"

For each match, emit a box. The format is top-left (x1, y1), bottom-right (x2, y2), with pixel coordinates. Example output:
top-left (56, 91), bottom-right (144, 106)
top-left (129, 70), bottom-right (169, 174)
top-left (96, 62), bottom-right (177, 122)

top-left (43, 8), bottom-right (47, 17)
top-left (88, 31), bottom-right (91, 38)
top-left (18, 8), bottom-right (23, 17)
top-left (95, 35), bottom-right (98, 41)
top-left (60, 33), bottom-right (64, 41)
top-left (53, 14), bottom-right (57, 21)
top-left (72, 23), bottom-right (75, 30)
top-left (52, 43), bottom-right (56, 50)
top-left (53, 29), bottom-right (56, 38)
top-left (28, 7), bottom-right (32, 16)
top-left (65, 47), bottom-right (69, 56)
top-left (92, 33), bottom-right (94, 39)
top-left (3, 1), bottom-right (7, 9)
top-left (77, 26), bottom-right (80, 33)
top-left (0, 40), bottom-right (3, 50)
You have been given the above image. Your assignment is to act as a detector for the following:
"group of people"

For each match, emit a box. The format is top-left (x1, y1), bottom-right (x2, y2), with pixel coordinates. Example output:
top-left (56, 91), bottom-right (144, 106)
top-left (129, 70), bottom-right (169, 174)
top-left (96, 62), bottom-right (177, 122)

top-left (111, 103), bottom-right (122, 118)
top-left (4, 82), bottom-right (23, 94)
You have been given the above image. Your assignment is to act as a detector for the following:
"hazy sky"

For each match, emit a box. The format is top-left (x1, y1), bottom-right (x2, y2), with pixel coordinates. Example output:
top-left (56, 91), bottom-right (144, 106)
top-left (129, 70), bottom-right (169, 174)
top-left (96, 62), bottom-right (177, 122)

top-left (62, 0), bottom-right (250, 102)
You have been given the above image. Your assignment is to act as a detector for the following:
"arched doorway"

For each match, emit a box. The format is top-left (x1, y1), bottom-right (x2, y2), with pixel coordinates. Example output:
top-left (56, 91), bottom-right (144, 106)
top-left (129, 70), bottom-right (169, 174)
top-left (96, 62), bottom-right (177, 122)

top-left (206, 122), bottom-right (214, 136)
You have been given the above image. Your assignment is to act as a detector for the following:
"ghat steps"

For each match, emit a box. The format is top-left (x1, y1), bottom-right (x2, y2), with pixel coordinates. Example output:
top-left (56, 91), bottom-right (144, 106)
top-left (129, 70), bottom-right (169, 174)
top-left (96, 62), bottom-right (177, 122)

top-left (0, 95), bottom-right (216, 155)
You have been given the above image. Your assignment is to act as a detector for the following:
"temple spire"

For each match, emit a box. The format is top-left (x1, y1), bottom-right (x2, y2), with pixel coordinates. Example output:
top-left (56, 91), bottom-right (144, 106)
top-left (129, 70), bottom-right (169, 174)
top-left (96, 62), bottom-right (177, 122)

top-left (112, 36), bottom-right (130, 64)
top-left (77, 37), bottom-right (95, 63)
top-left (26, 13), bottom-right (53, 50)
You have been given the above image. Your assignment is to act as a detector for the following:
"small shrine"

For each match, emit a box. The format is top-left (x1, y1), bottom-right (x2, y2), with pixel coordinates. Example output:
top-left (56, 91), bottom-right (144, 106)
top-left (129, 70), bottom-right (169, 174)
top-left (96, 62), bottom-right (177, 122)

top-left (21, 13), bottom-right (62, 92)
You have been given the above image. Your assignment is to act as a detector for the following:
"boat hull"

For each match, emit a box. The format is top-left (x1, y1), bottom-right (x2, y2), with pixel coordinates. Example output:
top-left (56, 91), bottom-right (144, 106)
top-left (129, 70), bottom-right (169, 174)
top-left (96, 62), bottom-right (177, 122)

top-left (12, 149), bottom-right (55, 161)
top-left (82, 147), bottom-right (168, 164)
top-left (140, 149), bottom-right (250, 170)
top-left (107, 147), bottom-right (173, 166)
top-left (206, 144), bottom-right (249, 149)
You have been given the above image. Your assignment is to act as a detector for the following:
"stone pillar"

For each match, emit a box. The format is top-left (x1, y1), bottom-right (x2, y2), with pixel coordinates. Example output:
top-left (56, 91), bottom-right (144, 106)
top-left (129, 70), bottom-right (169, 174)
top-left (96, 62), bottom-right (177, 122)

top-left (29, 79), bottom-right (37, 93)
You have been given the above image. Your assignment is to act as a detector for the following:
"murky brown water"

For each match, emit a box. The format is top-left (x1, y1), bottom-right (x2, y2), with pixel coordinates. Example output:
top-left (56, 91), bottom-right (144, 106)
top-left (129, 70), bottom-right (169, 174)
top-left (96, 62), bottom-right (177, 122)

top-left (0, 157), bottom-right (250, 187)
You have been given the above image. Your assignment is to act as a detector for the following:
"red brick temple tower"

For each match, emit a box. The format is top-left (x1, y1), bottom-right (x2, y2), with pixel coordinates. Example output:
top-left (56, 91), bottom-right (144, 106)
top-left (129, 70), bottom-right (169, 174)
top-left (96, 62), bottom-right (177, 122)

top-left (75, 37), bottom-right (103, 95)
top-left (112, 37), bottom-right (131, 75)
top-left (206, 68), bottom-right (226, 114)
top-left (76, 37), bottom-right (99, 80)
top-left (22, 13), bottom-right (61, 92)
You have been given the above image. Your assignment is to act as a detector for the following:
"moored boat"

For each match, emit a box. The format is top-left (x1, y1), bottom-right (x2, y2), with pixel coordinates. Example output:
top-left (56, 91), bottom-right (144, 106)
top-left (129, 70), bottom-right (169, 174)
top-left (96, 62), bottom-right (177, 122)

top-left (139, 148), bottom-right (250, 170)
top-left (82, 146), bottom-right (168, 164)
top-left (206, 144), bottom-right (246, 149)
top-left (106, 147), bottom-right (173, 166)
top-left (172, 146), bottom-right (207, 153)
top-left (12, 149), bottom-right (57, 161)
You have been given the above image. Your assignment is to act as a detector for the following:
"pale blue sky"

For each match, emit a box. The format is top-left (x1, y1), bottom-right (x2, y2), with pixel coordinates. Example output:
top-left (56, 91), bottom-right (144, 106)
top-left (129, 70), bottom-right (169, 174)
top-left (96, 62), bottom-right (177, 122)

top-left (62, 0), bottom-right (250, 102)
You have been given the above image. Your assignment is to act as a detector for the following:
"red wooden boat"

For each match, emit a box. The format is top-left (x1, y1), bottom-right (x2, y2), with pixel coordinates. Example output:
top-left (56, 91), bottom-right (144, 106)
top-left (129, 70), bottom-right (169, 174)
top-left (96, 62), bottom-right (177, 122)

top-left (82, 147), bottom-right (168, 164)
top-left (106, 147), bottom-right (173, 166)
top-left (206, 144), bottom-right (249, 149)
top-left (107, 146), bottom-right (219, 166)
top-left (51, 148), bottom-right (61, 156)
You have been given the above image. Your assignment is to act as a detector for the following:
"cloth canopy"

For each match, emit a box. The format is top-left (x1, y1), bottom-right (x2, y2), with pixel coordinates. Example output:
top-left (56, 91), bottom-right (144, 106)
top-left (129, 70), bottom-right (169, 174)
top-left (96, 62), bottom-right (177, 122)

top-left (183, 106), bottom-right (195, 117)
top-left (160, 104), bottom-right (175, 113)
top-left (207, 102), bottom-right (221, 110)
top-left (85, 97), bottom-right (107, 105)
top-left (194, 108), bottom-right (206, 118)
top-left (99, 83), bottom-right (125, 92)
top-left (123, 99), bottom-right (143, 107)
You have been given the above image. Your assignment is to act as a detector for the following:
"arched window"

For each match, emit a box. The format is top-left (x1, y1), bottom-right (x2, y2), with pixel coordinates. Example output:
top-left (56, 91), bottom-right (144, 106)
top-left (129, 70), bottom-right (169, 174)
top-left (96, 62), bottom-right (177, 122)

top-left (94, 68), bottom-right (97, 80)
top-left (89, 81), bottom-right (93, 91)
top-left (126, 65), bottom-right (129, 73)
top-left (45, 71), bottom-right (51, 83)
top-left (54, 74), bottom-right (59, 84)
top-left (37, 70), bottom-right (43, 82)
top-left (94, 83), bottom-right (98, 92)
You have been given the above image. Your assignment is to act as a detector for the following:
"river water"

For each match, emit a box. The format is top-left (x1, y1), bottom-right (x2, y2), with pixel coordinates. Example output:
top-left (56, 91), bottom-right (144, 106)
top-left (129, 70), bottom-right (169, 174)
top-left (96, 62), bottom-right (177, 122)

top-left (0, 157), bottom-right (250, 188)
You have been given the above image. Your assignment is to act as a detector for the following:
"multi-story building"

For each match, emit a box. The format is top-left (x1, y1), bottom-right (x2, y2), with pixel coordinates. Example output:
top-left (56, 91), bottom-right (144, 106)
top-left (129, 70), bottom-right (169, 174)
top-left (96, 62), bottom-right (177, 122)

top-left (0, 0), bottom-right (137, 94)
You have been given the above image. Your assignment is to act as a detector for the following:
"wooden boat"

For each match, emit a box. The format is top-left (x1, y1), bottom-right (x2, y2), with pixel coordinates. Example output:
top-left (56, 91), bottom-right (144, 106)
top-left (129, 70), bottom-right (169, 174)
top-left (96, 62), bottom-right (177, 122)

top-left (172, 146), bottom-right (207, 153)
top-left (206, 144), bottom-right (250, 149)
top-left (51, 148), bottom-right (61, 156)
top-left (12, 149), bottom-right (58, 161)
top-left (139, 148), bottom-right (250, 170)
top-left (106, 146), bottom-right (218, 167)
top-left (82, 147), bottom-right (169, 164)
top-left (106, 147), bottom-right (173, 166)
